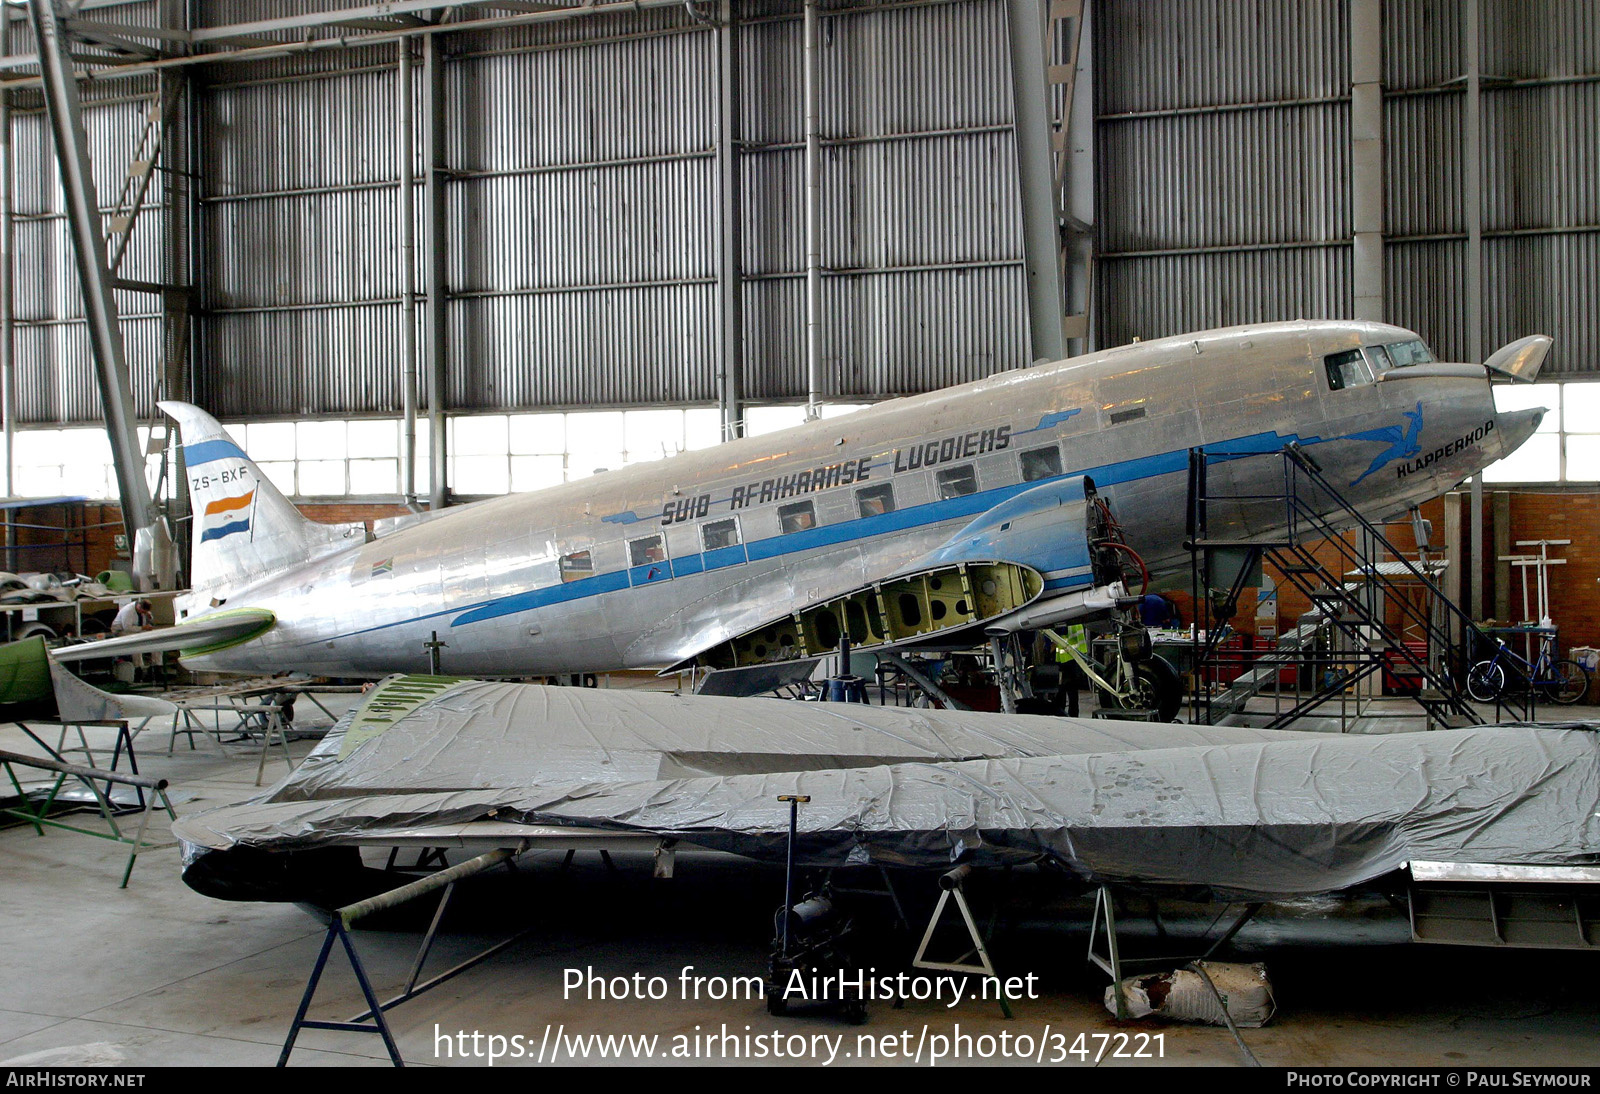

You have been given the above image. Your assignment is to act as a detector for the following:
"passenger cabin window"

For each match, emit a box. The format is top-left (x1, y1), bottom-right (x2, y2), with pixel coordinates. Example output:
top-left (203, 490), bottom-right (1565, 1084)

top-left (856, 483), bottom-right (895, 517)
top-left (701, 518), bottom-right (741, 551)
top-left (628, 534), bottom-right (667, 566)
top-left (1020, 446), bottom-right (1062, 482)
top-left (559, 549), bottom-right (593, 583)
top-left (1325, 349), bottom-right (1375, 391)
top-left (1387, 339), bottom-right (1434, 367)
top-left (777, 501), bottom-right (816, 534)
top-left (936, 465), bottom-right (978, 499)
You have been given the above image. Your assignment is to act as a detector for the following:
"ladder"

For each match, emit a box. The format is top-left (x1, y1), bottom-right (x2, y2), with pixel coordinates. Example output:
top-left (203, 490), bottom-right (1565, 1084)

top-left (1186, 445), bottom-right (1483, 730)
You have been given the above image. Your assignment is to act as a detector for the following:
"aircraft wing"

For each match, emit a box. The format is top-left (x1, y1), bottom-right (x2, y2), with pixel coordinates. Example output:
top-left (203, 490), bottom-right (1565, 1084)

top-left (663, 476), bottom-right (1107, 678)
top-left (51, 608), bottom-right (276, 663)
top-left (173, 675), bottom-right (1600, 904)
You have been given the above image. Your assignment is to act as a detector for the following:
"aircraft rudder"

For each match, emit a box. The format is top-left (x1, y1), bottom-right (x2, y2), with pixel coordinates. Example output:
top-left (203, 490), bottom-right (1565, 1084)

top-left (161, 401), bottom-right (362, 603)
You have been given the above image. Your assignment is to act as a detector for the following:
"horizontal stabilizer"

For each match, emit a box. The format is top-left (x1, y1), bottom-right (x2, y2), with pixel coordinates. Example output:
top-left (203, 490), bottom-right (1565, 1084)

top-left (51, 609), bottom-right (276, 663)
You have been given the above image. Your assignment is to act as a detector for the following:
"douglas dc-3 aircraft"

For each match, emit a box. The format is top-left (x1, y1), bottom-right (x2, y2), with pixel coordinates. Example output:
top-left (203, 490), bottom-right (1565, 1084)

top-left (57, 319), bottom-right (1550, 694)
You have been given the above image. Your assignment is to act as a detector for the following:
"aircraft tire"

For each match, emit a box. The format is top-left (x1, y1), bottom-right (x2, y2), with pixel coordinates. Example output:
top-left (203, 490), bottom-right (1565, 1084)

top-left (1137, 656), bottom-right (1183, 723)
top-left (1097, 656), bottom-right (1182, 723)
top-left (1466, 661), bottom-right (1504, 703)
top-left (1546, 659), bottom-right (1591, 705)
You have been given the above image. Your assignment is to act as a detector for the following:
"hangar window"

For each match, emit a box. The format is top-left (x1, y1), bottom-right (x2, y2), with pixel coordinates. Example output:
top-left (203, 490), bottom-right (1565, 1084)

top-left (856, 483), bottom-right (895, 517)
top-left (1020, 445), bottom-right (1062, 482)
top-left (936, 465), bottom-right (978, 499)
top-left (778, 501), bottom-right (817, 534)
top-left (628, 535), bottom-right (667, 566)
top-left (1324, 349), bottom-right (1375, 391)
top-left (559, 549), bottom-right (593, 583)
top-left (701, 518), bottom-right (741, 551)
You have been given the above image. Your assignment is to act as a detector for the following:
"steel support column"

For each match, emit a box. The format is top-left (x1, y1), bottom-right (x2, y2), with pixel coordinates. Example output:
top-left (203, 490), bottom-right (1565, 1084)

top-left (1350, 0), bottom-right (1383, 321)
top-left (0, 10), bottom-right (13, 507)
top-left (1057, 0), bottom-right (1094, 353)
top-left (422, 32), bottom-right (448, 509)
top-left (1465, 0), bottom-right (1484, 621)
top-left (1007, 0), bottom-right (1066, 363)
top-left (802, 0), bottom-right (822, 419)
top-left (27, 0), bottom-right (156, 544)
top-left (398, 39), bottom-right (419, 506)
top-left (716, 0), bottom-right (743, 442)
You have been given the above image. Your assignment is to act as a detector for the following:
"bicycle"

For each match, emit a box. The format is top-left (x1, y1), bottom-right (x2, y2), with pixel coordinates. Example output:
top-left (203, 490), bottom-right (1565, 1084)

top-left (1465, 633), bottom-right (1592, 706)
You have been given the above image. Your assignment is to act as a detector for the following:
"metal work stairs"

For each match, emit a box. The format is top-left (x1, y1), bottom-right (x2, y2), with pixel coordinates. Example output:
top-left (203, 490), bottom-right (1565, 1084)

top-left (1195, 617), bottom-right (1326, 724)
top-left (1186, 444), bottom-right (1482, 730)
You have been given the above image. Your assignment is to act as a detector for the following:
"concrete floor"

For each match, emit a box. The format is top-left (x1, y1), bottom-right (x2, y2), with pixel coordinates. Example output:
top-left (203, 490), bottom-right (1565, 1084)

top-left (2, 689), bottom-right (1599, 1068)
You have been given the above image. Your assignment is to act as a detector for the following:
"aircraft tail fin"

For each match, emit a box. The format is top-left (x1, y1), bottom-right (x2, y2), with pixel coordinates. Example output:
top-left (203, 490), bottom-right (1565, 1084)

top-left (161, 402), bottom-right (366, 610)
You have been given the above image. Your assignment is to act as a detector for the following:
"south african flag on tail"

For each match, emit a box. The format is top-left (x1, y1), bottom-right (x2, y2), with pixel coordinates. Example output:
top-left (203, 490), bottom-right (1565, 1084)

top-left (201, 490), bottom-right (255, 543)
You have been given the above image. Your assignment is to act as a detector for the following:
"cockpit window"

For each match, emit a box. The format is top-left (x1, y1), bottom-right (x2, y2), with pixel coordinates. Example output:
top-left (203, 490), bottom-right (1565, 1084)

top-left (1363, 344), bottom-right (1393, 372)
top-left (1386, 339), bottom-right (1434, 367)
top-left (1325, 349), bottom-right (1374, 391)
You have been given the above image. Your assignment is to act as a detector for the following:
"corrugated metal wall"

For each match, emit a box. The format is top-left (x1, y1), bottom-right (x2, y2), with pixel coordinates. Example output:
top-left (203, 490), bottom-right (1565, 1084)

top-left (1478, 0), bottom-right (1600, 377)
top-left (7, 0), bottom-right (1031, 425)
top-left (7, 0), bottom-right (170, 424)
top-left (9, 0), bottom-right (1600, 429)
top-left (187, 0), bottom-right (1030, 421)
top-left (1095, 0), bottom-right (1600, 376)
top-left (1093, 0), bottom-right (1355, 348)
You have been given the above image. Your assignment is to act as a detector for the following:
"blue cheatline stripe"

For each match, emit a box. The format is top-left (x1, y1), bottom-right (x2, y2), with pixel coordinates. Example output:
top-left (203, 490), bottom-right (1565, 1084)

top-left (200, 519), bottom-right (250, 543)
top-left (184, 438), bottom-right (250, 468)
top-left (629, 562), bottom-right (670, 587)
top-left (442, 570), bottom-right (633, 630)
top-left (304, 423), bottom-right (1376, 647)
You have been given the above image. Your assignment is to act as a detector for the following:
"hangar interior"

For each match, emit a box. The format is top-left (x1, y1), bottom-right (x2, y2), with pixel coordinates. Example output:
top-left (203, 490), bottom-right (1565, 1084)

top-left (2, 0), bottom-right (1599, 1070)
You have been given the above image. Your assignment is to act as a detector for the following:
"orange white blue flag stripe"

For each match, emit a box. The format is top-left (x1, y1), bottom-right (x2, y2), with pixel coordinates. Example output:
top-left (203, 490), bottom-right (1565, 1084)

top-left (201, 490), bottom-right (254, 543)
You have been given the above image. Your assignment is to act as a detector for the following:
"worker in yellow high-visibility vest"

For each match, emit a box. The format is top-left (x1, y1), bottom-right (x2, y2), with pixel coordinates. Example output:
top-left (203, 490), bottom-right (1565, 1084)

top-left (1055, 623), bottom-right (1090, 717)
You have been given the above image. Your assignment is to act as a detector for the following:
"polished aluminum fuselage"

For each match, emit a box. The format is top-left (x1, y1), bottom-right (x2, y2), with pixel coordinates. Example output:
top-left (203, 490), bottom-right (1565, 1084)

top-left (186, 320), bottom-right (1533, 678)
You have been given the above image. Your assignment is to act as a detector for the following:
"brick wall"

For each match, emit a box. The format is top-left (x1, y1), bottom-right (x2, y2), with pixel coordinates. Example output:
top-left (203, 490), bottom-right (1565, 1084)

top-left (296, 501), bottom-right (413, 528)
top-left (15, 500), bottom-right (411, 581)
top-left (2, 500), bottom-right (124, 578)
top-left (1504, 491), bottom-right (1600, 650)
top-left (1163, 494), bottom-right (1441, 639)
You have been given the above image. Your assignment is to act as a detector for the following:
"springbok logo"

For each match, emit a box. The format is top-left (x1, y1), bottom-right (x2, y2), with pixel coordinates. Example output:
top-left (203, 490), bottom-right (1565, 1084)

top-left (1347, 403), bottom-right (1425, 486)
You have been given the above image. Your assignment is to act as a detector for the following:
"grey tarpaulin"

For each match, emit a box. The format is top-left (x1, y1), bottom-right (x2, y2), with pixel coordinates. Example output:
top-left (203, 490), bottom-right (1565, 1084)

top-left (172, 678), bottom-right (1600, 900)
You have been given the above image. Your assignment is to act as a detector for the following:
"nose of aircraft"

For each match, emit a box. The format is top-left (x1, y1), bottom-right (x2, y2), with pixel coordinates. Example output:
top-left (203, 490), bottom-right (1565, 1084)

top-left (1494, 406), bottom-right (1545, 460)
